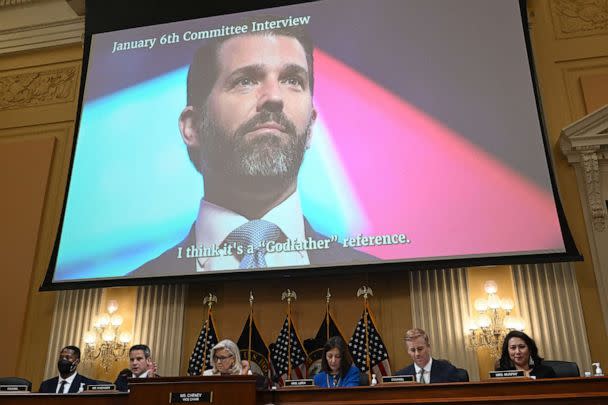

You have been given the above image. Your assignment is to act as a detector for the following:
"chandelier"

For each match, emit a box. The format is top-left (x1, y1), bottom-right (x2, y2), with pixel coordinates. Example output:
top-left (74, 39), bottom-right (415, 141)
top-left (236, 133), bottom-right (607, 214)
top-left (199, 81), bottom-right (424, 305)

top-left (83, 300), bottom-right (132, 371)
top-left (466, 280), bottom-right (525, 358)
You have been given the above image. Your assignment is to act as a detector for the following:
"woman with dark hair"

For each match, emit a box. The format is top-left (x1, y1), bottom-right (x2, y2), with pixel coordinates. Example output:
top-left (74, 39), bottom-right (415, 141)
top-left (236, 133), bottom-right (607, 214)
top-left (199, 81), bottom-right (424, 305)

top-left (313, 336), bottom-right (361, 387)
top-left (496, 331), bottom-right (556, 378)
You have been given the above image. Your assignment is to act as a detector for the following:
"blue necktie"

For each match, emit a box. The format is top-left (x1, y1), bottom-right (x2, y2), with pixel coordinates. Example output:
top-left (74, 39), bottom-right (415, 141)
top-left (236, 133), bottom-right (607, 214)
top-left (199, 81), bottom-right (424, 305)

top-left (225, 220), bottom-right (283, 268)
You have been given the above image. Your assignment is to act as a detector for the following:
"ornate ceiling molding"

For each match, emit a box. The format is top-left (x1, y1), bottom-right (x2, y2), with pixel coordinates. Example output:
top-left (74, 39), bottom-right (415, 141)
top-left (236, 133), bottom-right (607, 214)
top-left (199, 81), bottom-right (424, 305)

top-left (560, 105), bottom-right (608, 232)
top-left (0, 0), bottom-right (84, 55)
top-left (0, 17), bottom-right (84, 55)
top-left (0, 0), bottom-right (33, 7)
top-left (66, 0), bottom-right (84, 16)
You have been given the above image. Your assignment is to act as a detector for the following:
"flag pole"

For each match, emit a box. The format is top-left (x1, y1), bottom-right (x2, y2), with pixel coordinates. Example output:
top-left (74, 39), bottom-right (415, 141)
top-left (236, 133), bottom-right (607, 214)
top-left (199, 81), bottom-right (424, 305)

top-left (326, 288), bottom-right (331, 341)
top-left (282, 289), bottom-right (297, 379)
top-left (202, 293), bottom-right (217, 371)
top-left (248, 290), bottom-right (254, 363)
top-left (357, 286), bottom-right (373, 381)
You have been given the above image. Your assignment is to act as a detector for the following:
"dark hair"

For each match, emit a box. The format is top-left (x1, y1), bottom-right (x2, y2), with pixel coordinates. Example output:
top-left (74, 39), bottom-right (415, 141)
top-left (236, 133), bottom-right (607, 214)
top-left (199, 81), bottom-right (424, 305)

top-left (320, 336), bottom-right (353, 377)
top-left (186, 14), bottom-right (315, 109)
top-left (184, 16), bottom-right (315, 175)
top-left (61, 345), bottom-right (81, 359)
top-left (129, 344), bottom-right (151, 358)
top-left (498, 331), bottom-right (543, 370)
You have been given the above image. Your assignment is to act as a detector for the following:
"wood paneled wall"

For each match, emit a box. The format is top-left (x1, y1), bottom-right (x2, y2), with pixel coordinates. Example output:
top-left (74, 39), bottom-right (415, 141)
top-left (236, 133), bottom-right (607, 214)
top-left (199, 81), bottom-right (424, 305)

top-left (0, 43), bottom-right (82, 382)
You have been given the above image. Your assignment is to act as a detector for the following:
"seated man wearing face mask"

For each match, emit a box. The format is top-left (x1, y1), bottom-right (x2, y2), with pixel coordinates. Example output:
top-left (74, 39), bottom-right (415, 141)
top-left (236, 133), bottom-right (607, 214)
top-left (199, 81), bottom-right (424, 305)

top-left (39, 345), bottom-right (98, 393)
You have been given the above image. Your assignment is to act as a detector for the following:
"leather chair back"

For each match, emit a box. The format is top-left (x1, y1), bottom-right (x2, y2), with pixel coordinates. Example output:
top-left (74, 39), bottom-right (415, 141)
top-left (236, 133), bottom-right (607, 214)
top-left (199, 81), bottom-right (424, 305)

top-left (0, 377), bottom-right (32, 391)
top-left (542, 360), bottom-right (580, 377)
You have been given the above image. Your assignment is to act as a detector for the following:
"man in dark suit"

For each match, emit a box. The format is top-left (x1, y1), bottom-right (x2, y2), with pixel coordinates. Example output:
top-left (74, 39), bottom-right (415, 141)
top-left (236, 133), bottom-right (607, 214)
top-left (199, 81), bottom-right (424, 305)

top-left (39, 345), bottom-right (97, 393)
top-left (395, 328), bottom-right (464, 383)
top-left (114, 344), bottom-right (158, 392)
top-left (129, 16), bottom-right (374, 278)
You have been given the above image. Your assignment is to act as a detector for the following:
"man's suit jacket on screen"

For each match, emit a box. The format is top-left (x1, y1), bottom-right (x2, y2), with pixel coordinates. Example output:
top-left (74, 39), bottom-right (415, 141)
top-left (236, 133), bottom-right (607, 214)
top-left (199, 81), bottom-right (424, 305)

top-left (38, 373), bottom-right (98, 393)
top-left (129, 218), bottom-right (375, 277)
top-left (395, 359), bottom-right (463, 383)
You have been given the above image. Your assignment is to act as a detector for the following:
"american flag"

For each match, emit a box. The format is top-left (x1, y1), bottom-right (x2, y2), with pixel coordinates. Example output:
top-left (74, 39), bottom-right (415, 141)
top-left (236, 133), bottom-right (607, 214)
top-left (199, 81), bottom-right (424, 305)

top-left (187, 311), bottom-right (219, 375)
top-left (270, 317), bottom-right (308, 385)
top-left (348, 305), bottom-right (392, 377)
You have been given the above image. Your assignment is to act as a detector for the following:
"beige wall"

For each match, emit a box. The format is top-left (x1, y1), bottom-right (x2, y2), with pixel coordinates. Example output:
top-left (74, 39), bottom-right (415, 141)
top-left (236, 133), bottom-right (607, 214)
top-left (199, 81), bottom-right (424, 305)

top-left (0, 43), bottom-right (82, 384)
top-left (526, 0), bottom-right (608, 367)
top-left (1, 0), bottom-right (608, 388)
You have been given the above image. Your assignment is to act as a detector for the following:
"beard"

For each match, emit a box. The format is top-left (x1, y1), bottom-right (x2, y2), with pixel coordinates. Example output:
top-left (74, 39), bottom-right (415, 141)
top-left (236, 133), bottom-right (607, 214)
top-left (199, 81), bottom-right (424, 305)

top-left (194, 108), bottom-right (313, 190)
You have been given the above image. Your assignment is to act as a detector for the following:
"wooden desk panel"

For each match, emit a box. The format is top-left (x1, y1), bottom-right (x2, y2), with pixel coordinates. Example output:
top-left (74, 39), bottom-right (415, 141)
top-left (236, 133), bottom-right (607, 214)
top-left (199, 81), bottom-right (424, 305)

top-left (129, 375), bottom-right (258, 405)
top-left (262, 377), bottom-right (608, 405)
top-left (1, 376), bottom-right (606, 405)
top-left (0, 392), bottom-right (128, 405)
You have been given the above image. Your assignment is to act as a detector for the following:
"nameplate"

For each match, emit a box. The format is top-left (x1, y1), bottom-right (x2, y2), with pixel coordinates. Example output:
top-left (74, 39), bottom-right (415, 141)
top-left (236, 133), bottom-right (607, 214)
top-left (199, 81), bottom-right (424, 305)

top-left (169, 392), bottom-right (213, 403)
top-left (86, 384), bottom-right (116, 391)
top-left (489, 370), bottom-right (525, 378)
top-left (0, 385), bottom-right (28, 392)
top-left (285, 379), bottom-right (314, 387)
top-left (382, 375), bottom-right (415, 383)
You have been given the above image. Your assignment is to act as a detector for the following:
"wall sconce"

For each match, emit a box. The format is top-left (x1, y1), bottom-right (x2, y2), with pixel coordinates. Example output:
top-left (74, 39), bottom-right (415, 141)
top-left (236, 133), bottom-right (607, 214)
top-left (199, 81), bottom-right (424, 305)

top-left (83, 300), bottom-right (132, 371)
top-left (466, 280), bottom-right (525, 358)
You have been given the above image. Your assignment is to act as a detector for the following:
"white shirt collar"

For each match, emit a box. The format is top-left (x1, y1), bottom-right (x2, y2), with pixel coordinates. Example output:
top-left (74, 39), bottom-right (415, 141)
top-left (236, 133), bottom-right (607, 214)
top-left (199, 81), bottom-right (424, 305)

top-left (59, 372), bottom-right (77, 383)
top-left (194, 191), bottom-right (308, 269)
top-left (57, 372), bottom-right (77, 392)
top-left (133, 370), bottom-right (149, 378)
top-left (414, 357), bottom-right (433, 373)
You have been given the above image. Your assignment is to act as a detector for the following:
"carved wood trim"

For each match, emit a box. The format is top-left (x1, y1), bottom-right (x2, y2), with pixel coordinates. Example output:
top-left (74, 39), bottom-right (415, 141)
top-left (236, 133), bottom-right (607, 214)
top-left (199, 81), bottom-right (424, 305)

top-left (0, 65), bottom-right (79, 110)
top-left (551, 0), bottom-right (608, 38)
top-left (579, 146), bottom-right (606, 231)
top-left (560, 105), bottom-right (608, 233)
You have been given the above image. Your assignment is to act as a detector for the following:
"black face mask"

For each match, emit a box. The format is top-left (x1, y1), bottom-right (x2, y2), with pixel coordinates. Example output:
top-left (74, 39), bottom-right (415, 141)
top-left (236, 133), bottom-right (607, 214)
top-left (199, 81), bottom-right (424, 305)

top-left (57, 359), bottom-right (77, 375)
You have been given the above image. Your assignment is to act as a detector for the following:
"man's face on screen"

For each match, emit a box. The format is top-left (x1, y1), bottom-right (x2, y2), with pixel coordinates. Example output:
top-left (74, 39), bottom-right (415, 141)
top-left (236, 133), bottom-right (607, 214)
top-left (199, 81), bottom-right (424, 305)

top-left (197, 34), bottom-right (316, 185)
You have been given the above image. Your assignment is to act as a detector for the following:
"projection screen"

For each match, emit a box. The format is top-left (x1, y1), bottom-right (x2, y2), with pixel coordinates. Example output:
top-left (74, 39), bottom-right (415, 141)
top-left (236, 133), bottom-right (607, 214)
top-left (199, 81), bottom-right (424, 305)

top-left (41, 0), bottom-right (580, 289)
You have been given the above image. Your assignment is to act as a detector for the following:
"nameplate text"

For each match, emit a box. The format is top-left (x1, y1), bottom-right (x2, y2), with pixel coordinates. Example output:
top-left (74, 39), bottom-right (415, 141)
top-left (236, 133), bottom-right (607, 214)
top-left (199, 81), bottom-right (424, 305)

top-left (489, 370), bottom-right (525, 378)
top-left (0, 385), bottom-right (28, 392)
top-left (382, 375), bottom-right (415, 383)
top-left (285, 379), bottom-right (314, 387)
top-left (170, 392), bottom-right (213, 403)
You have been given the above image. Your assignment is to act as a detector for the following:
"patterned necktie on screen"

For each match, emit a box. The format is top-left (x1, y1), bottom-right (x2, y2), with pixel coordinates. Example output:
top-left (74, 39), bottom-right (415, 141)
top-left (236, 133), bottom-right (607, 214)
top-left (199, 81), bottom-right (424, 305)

top-left (224, 220), bottom-right (283, 268)
top-left (58, 380), bottom-right (67, 393)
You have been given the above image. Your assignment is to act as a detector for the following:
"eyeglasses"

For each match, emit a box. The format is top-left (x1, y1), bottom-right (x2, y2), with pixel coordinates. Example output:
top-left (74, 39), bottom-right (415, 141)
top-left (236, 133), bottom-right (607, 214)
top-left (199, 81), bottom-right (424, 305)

top-left (213, 354), bottom-right (234, 363)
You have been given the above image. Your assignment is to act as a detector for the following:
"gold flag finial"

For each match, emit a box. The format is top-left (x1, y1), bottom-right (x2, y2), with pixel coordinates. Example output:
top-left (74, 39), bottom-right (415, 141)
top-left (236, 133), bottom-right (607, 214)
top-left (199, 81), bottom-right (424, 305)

top-left (356, 285), bottom-right (373, 300)
top-left (281, 289), bottom-right (297, 303)
top-left (203, 293), bottom-right (217, 308)
top-left (326, 288), bottom-right (332, 303)
top-left (249, 290), bottom-right (254, 306)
